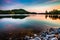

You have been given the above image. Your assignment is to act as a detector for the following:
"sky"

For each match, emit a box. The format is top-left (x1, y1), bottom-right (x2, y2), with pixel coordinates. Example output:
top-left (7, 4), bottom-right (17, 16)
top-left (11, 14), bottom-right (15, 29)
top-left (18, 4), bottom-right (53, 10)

top-left (0, 0), bottom-right (60, 13)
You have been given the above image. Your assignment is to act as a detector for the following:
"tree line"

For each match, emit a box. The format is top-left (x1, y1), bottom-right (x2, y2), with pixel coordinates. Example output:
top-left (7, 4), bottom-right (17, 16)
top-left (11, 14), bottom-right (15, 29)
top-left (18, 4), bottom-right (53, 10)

top-left (0, 9), bottom-right (37, 14)
top-left (0, 9), bottom-right (60, 14)
top-left (45, 9), bottom-right (60, 14)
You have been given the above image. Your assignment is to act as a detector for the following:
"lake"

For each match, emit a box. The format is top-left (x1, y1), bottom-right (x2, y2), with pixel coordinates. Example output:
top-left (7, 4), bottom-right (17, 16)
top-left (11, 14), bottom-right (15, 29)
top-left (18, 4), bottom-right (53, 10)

top-left (0, 14), bottom-right (60, 40)
top-left (0, 14), bottom-right (60, 32)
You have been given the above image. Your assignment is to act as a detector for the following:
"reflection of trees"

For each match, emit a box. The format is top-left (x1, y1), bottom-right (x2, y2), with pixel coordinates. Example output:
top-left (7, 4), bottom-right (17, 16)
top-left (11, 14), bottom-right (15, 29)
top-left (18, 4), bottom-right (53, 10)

top-left (45, 14), bottom-right (60, 20)
top-left (0, 15), bottom-right (29, 19)
top-left (45, 9), bottom-right (60, 20)
top-left (0, 9), bottom-right (37, 19)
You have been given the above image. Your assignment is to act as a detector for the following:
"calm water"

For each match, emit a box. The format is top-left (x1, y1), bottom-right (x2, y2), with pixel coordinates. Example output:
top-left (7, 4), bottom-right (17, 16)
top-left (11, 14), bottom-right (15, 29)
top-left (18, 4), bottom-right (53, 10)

top-left (0, 14), bottom-right (60, 31)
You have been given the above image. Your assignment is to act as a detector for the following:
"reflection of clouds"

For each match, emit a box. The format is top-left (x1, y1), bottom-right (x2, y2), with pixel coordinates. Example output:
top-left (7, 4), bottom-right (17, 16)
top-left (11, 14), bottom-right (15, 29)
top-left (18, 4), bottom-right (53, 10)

top-left (0, 18), bottom-right (27, 23)
top-left (0, 15), bottom-right (60, 31)
top-left (0, 18), bottom-right (28, 27)
top-left (21, 19), bottom-right (52, 32)
top-left (0, 18), bottom-right (28, 30)
top-left (4, 24), bottom-right (15, 30)
top-left (27, 15), bottom-right (60, 27)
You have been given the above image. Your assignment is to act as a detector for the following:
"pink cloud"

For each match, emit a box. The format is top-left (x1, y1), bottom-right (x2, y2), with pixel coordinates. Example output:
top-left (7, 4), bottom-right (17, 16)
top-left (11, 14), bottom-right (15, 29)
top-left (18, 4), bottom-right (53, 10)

top-left (25, 5), bottom-right (60, 13)
top-left (4, 0), bottom-right (11, 3)
top-left (1, 3), bottom-right (26, 10)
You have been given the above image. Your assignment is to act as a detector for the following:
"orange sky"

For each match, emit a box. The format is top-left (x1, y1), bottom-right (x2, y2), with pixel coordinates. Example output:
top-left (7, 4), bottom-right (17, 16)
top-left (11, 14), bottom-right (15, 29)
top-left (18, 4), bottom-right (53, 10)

top-left (25, 5), bottom-right (60, 13)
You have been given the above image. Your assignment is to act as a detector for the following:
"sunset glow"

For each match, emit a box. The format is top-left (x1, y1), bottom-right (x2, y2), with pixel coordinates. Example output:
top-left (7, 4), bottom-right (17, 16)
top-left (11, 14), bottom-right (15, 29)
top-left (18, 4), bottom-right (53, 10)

top-left (1, 0), bottom-right (60, 13)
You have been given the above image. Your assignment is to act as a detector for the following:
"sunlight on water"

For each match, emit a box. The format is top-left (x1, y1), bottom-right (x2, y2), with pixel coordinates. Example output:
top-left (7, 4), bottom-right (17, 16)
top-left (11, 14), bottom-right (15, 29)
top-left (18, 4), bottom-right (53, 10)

top-left (27, 15), bottom-right (60, 28)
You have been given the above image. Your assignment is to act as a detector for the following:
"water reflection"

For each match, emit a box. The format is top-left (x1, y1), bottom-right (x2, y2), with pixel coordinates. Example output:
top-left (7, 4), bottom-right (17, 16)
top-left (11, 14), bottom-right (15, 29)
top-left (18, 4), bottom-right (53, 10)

top-left (0, 14), bottom-right (60, 29)
top-left (0, 14), bottom-right (29, 19)
top-left (45, 15), bottom-right (60, 20)
top-left (0, 14), bottom-right (60, 31)
top-left (0, 14), bottom-right (60, 40)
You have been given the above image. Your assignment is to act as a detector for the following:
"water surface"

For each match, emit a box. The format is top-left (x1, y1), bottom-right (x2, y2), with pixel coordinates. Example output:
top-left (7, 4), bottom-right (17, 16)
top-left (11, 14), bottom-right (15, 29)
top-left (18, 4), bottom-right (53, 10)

top-left (0, 14), bottom-right (60, 31)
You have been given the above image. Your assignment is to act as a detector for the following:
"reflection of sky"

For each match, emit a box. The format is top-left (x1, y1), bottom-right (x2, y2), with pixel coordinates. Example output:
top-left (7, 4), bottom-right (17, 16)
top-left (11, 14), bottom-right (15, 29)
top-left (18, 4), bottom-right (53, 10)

top-left (0, 18), bottom-right (27, 29)
top-left (0, 16), bottom-right (60, 30)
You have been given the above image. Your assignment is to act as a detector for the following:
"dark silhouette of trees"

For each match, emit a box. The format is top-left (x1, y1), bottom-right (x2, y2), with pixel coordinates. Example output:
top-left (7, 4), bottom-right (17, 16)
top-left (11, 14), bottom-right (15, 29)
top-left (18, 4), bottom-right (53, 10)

top-left (0, 9), bottom-right (37, 14)
top-left (45, 9), bottom-right (60, 20)
top-left (0, 9), bottom-right (60, 14)
top-left (12, 9), bottom-right (29, 14)
top-left (45, 10), bottom-right (48, 14)
top-left (46, 9), bottom-right (60, 14)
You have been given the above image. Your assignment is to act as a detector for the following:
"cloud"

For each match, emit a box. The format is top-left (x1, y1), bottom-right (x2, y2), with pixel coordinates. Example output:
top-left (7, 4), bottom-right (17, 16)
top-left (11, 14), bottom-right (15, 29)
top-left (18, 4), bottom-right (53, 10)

top-left (1, 3), bottom-right (26, 10)
top-left (45, 0), bottom-right (59, 4)
top-left (25, 5), bottom-right (60, 13)
top-left (4, 0), bottom-right (12, 3)
top-left (1, 5), bottom-right (60, 13)
top-left (1, 0), bottom-right (60, 13)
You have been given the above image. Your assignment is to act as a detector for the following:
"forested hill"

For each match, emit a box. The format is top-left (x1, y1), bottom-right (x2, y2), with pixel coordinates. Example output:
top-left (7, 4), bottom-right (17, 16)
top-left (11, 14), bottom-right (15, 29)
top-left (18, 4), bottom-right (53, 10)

top-left (0, 9), bottom-right (37, 14)
top-left (0, 9), bottom-right (60, 14)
